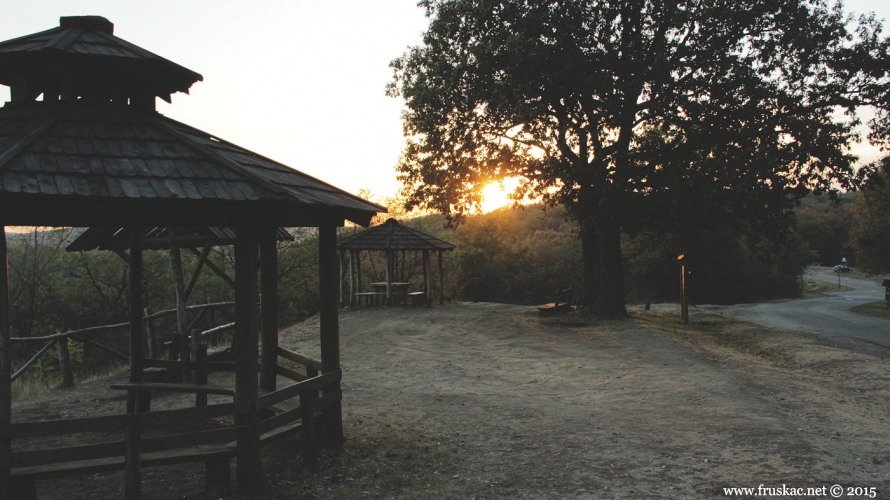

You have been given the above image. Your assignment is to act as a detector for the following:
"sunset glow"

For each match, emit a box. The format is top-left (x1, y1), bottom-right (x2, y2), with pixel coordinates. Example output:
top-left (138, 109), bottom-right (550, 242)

top-left (480, 177), bottom-right (522, 213)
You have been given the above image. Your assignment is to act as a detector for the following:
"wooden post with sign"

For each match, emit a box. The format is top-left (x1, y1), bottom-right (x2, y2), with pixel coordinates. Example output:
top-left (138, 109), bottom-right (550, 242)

top-left (678, 254), bottom-right (688, 324)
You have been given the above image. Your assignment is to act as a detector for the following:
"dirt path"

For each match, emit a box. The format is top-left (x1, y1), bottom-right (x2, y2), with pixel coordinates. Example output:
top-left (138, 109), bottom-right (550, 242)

top-left (13, 302), bottom-right (890, 499)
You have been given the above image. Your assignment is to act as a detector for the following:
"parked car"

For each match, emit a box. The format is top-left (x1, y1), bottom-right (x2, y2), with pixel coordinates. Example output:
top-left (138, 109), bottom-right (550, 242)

top-left (833, 265), bottom-right (852, 273)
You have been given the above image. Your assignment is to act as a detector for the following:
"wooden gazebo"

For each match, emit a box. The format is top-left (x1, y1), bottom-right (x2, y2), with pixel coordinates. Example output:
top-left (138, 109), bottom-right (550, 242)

top-left (337, 218), bottom-right (455, 306)
top-left (0, 16), bottom-right (383, 500)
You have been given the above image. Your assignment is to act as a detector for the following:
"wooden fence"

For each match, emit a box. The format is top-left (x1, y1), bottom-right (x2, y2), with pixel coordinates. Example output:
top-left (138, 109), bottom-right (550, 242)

top-left (2, 349), bottom-right (338, 500)
top-left (9, 302), bottom-right (234, 385)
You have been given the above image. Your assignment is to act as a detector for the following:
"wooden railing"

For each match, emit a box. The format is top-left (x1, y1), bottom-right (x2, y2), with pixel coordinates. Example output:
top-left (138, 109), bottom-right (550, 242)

top-left (8, 302), bottom-right (234, 385)
top-left (2, 368), bottom-right (342, 500)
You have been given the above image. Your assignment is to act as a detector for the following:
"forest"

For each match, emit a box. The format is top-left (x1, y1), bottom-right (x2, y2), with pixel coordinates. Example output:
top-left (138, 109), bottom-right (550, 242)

top-left (8, 165), bottom-right (889, 396)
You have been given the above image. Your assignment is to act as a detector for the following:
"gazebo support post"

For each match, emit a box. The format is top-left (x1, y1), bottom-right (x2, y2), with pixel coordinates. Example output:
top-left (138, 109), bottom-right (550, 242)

top-left (169, 246), bottom-right (190, 380)
top-left (438, 251), bottom-right (445, 305)
top-left (356, 251), bottom-right (362, 300)
top-left (348, 250), bottom-right (355, 306)
top-left (234, 227), bottom-right (263, 493)
top-left (385, 250), bottom-right (392, 305)
top-left (0, 228), bottom-right (11, 499)
top-left (260, 228), bottom-right (278, 392)
top-left (318, 225), bottom-right (344, 447)
top-left (423, 250), bottom-right (431, 307)
top-left (125, 228), bottom-right (144, 499)
top-left (128, 229), bottom-right (147, 413)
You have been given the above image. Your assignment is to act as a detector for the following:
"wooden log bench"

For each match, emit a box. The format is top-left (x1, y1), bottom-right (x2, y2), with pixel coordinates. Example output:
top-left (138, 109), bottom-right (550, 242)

top-left (353, 291), bottom-right (380, 306)
top-left (537, 287), bottom-right (573, 316)
top-left (407, 291), bottom-right (426, 306)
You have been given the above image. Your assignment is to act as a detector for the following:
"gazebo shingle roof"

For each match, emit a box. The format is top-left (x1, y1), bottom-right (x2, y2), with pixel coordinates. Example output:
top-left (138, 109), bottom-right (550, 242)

top-left (0, 16), bottom-right (384, 228)
top-left (0, 15), bottom-right (202, 101)
top-left (337, 218), bottom-right (455, 251)
top-left (0, 100), bottom-right (384, 226)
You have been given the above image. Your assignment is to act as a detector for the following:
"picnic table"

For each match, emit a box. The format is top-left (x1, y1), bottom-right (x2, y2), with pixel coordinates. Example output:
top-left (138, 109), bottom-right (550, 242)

top-left (370, 282), bottom-right (410, 305)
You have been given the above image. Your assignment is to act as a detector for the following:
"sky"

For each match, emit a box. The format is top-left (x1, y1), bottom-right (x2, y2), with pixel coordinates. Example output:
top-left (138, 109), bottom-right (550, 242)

top-left (1, 1), bottom-right (888, 205)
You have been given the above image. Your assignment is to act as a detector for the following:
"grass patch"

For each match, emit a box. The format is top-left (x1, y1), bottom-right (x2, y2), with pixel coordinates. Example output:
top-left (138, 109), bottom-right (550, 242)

top-left (634, 313), bottom-right (797, 365)
top-left (227, 419), bottom-right (458, 500)
top-left (851, 300), bottom-right (890, 321)
top-left (801, 278), bottom-right (854, 297)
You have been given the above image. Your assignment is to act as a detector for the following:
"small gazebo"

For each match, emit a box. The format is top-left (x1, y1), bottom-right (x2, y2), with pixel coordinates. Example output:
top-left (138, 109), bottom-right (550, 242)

top-left (0, 16), bottom-right (384, 499)
top-left (337, 218), bottom-right (455, 306)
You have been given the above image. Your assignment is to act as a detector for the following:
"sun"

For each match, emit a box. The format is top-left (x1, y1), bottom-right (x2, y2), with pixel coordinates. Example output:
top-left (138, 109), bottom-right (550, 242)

top-left (480, 178), bottom-right (521, 213)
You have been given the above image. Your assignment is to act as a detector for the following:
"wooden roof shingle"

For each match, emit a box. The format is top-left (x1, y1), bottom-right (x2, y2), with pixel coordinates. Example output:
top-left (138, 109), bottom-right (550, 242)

top-left (337, 218), bottom-right (455, 252)
top-left (0, 16), bottom-right (202, 100)
top-left (0, 100), bottom-right (384, 227)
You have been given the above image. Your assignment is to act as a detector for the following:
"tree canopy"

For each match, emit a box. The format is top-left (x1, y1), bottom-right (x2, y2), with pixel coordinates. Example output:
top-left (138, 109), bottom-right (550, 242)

top-left (389, 0), bottom-right (890, 317)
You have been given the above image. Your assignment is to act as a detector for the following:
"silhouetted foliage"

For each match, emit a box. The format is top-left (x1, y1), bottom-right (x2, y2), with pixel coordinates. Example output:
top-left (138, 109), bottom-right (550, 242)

top-left (390, 0), bottom-right (890, 318)
top-left (796, 193), bottom-right (857, 266)
top-left (853, 156), bottom-right (890, 274)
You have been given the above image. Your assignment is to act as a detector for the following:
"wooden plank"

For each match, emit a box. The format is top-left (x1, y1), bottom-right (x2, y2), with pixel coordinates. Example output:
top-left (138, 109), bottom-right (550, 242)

top-left (5, 414), bottom-right (127, 439)
top-left (11, 455), bottom-right (125, 482)
top-left (310, 390), bottom-right (343, 413)
top-left (260, 420), bottom-right (302, 445)
top-left (140, 444), bottom-right (235, 468)
top-left (110, 382), bottom-right (235, 397)
top-left (11, 441), bottom-right (125, 468)
top-left (255, 370), bottom-right (340, 411)
top-left (276, 365), bottom-right (307, 382)
top-left (276, 347), bottom-right (322, 370)
top-left (136, 401), bottom-right (251, 428)
top-left (258, 407), bottom-right (301, 437)
top-left (140, 427), bottom-right (239, 453)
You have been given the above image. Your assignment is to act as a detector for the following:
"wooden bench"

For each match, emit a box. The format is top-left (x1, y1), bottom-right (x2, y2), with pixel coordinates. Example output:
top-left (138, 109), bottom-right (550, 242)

top-left (6, 401), bottom-right (249, 500)
top-left (537, 287), bottom-right (572, 316)
top-left (11, 444), bottom-right (234, 500)
top-left (407, 291), bottom-right (426, 306)
top-left (353, 291), bottom-right (380, 306)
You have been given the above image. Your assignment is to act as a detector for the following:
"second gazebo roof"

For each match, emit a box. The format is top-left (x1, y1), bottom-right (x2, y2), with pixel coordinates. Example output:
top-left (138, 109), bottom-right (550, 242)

top-left (337, 218), bottom-right (455, 251)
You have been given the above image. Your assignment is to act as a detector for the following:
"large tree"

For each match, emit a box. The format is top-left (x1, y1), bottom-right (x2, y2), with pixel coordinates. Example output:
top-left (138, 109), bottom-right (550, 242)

top-left (389, 0), bottom-right (890, 317)
top-left (854, 155), bottom-right (890, 274)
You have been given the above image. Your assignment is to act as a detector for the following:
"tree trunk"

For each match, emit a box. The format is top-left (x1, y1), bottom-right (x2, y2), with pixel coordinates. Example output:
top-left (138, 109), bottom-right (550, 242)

top-left (592, 219), bottom-right (628, 318)
top-left (580, 219), bottom-right (599, 308)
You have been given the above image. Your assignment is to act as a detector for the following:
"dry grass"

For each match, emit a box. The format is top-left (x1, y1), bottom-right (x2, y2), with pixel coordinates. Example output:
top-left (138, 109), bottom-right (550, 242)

top-left (11, 363), bottom-right (127, 400)
top-left (801, 278), bottom-right (854, 296)
top-left (633, 309), bottom-right (800, 366)
top-left (851, 300), bottom-right (890, 320)
top-left (224, 420), bottom-right (456, 500)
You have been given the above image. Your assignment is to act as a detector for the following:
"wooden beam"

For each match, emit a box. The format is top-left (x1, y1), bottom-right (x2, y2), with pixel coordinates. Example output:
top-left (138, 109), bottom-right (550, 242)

top-left (189, 247), bottom-right (236, 289)
top-left (260, 229), bottom-right (278, 392)
top-left (233, 226), bottom-right (262, 492)
top-left (128, 228), bottom-right (145, 413)
top-left (169, 246), bottom-right (190, 379)
top-left (183, 243), bottom-right (213, 303)
top-left (113, 249), bottom-right (176, 301)
top-left (0, 228), bottom-right (11, 498)
top-left (318, 225), bottom-right (343, 446)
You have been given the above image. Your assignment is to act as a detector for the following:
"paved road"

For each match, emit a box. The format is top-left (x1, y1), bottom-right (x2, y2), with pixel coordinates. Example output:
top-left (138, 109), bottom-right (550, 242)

top-left (731, 267), bottom-right (890, 347)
